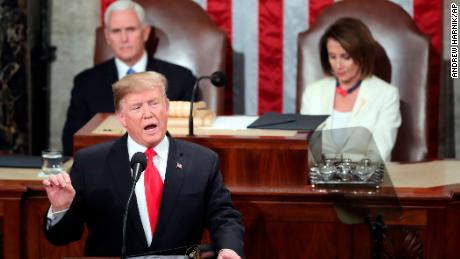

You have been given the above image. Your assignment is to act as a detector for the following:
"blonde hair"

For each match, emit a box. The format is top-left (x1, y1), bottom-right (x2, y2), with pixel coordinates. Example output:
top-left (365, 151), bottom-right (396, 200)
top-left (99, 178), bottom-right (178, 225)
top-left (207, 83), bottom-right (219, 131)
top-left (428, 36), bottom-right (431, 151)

top-left (112, 71), bottom-right (168, 111)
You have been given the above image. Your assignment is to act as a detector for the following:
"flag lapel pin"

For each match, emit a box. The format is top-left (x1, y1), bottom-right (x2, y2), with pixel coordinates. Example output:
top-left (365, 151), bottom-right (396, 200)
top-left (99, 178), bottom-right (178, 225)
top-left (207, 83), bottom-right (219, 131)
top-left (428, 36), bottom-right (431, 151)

top-left (176, 162), bottom-right (183, 169)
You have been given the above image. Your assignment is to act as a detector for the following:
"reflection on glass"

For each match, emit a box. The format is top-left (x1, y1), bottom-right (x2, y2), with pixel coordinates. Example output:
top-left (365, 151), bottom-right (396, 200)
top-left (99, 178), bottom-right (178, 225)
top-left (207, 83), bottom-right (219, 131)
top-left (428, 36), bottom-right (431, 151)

top-left (353, 159), bottom-right (375, 181)
top-left (309, 127), bottom-right (384, 165)
top-left (319, 159), bottom-right (337, 181)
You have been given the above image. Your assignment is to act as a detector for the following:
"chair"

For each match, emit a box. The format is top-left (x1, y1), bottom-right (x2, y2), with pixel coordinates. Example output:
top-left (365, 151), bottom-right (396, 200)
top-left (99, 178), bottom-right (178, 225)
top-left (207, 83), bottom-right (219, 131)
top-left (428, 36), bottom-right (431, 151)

top-left (94, 0), bottom-right (226, 114)
top-left (296, 0), bottom-right (430, 162)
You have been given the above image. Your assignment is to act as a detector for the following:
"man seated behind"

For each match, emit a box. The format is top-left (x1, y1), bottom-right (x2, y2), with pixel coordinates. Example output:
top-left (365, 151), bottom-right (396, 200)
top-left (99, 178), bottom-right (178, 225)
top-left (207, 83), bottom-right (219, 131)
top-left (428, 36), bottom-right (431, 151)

top-left (43, 71), bottom-right (244, 258)
top-left (62, 0), bottom-right (196, 155)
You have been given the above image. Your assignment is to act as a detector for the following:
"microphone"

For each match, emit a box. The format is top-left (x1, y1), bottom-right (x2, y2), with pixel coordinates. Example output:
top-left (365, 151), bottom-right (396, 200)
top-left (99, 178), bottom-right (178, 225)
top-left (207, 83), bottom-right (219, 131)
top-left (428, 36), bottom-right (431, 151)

top-left (121, 152), bottom-right (147, 259)
top-left (210, 71), bottom-right (226, 87)
top-left (188, 71), bottom-right (226, 136)
top-left (130, 152), bottom-right (147, 183)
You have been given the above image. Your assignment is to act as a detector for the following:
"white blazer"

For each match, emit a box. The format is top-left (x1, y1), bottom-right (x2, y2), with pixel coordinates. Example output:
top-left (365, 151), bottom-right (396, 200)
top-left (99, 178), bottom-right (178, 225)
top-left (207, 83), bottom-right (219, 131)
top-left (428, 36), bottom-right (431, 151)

top-left (300, 76), bottom-right (401, 162)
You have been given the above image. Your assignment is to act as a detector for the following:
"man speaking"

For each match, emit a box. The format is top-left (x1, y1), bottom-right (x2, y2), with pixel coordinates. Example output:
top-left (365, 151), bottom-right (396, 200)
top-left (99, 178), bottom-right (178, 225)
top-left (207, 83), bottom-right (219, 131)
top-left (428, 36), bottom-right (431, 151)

top-left (43, 72), bottom-right (244, 258)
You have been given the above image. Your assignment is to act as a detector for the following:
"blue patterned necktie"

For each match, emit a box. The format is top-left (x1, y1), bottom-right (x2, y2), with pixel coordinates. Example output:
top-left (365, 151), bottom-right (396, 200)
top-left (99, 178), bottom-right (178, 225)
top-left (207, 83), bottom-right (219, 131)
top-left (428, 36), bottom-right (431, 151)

top-left (126, 68), bottom-right (135, 75)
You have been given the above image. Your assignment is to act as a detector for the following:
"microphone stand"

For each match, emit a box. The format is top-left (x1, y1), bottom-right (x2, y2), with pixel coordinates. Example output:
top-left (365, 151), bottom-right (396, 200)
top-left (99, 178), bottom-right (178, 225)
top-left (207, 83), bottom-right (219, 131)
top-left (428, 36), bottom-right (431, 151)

top-left (366, 214), bottom-right (387, 259)
top-left (188, 71), bottom-right (225, 137)
top-left (121, 163), bottom-right (144, 259)
top-left (188, 76), bottom-right (210, 137)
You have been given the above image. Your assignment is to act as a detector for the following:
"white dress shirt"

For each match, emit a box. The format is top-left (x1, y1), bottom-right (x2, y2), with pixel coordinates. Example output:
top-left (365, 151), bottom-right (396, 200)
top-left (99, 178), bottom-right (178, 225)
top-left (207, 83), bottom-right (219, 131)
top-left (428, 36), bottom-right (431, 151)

top-left (115, 51), bottom-right (148, 79)
top-left (127, 135), bottom-right (169, 246)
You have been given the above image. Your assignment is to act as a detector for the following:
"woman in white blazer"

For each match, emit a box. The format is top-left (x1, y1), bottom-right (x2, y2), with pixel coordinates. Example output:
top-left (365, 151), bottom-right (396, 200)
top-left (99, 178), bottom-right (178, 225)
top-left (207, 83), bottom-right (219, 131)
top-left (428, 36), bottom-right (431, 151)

top-left (300, 18), bottom-right (401, 162)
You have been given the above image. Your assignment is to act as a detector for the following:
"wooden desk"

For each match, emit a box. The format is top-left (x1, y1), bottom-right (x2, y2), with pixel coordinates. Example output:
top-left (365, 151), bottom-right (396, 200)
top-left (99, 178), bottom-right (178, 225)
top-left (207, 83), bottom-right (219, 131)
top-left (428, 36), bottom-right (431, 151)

top-left (1, 162), bottom-right (460, 258)
top-left (232, 185), bottom-right (460, 258)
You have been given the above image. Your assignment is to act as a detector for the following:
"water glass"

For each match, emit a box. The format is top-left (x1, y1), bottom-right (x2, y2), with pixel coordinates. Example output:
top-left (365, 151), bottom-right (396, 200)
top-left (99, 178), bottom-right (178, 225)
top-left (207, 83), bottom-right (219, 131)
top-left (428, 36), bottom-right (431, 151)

top-left (41, 149), bottom-right (64, 175)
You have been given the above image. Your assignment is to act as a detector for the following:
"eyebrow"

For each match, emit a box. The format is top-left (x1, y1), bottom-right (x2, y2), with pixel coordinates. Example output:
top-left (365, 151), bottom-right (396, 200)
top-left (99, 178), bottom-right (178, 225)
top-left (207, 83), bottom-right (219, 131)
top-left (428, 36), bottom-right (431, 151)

top-left (109, 25), bottom-right (139, 32)
top-left (128, 102), bottom-right (142, 108)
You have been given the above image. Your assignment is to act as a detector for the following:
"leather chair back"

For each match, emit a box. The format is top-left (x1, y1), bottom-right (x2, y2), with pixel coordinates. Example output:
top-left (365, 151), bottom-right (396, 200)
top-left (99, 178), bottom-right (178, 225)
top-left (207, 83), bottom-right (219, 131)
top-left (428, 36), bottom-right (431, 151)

top-left (297, 0), bottom-right (430, 161)
top-left (95, 0), bottom-right (226, 114)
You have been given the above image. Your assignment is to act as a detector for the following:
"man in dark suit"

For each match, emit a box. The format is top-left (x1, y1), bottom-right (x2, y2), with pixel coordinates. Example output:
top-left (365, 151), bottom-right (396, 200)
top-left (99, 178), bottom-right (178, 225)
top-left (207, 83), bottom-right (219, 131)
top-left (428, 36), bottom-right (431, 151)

top-left (43, 71), bottom-right (244, 258)
top-left (62, 0), bottom-right (196, 155)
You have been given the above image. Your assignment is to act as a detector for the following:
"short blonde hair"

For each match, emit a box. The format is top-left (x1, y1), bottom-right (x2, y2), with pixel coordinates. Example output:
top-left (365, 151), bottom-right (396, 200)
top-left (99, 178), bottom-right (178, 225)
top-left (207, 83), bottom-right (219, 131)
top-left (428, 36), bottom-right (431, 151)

top-left (112, 71), bottom-right (168, 111)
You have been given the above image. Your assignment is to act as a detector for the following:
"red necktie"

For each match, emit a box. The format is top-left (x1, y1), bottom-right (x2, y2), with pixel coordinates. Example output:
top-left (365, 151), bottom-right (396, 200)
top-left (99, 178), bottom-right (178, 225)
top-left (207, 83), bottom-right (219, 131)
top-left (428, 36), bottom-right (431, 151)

top-left (144, 147), bottom-right (163, 235)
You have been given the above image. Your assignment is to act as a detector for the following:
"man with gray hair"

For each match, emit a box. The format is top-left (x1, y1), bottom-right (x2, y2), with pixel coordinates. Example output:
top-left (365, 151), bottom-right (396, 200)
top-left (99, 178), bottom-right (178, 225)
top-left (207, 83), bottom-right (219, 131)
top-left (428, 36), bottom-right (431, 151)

top-left (62, 0), bottom-right (196, 156)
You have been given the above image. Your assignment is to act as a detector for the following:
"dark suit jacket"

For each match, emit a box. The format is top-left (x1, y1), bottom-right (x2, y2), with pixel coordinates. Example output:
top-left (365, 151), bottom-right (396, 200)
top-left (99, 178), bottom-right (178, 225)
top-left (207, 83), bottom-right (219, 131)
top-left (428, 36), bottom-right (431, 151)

top-left (62, 57), bottom-right (196, 155)
top-left (44, 134), bottom-right (244, 257)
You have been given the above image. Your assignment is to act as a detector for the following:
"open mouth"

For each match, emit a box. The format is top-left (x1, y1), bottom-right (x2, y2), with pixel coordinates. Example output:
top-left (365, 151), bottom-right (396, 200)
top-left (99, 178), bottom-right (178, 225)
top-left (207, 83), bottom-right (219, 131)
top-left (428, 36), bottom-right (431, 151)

top-left (144, 123), bottom-right (158, 132)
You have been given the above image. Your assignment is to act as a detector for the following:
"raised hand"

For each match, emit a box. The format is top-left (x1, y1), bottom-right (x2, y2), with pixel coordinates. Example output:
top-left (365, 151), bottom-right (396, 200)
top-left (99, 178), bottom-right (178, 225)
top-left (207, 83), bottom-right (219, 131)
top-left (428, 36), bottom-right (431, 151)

top-left (217, 249), bottom-right (241, 259)
top-left (42, 172), bottom-right (76, 212)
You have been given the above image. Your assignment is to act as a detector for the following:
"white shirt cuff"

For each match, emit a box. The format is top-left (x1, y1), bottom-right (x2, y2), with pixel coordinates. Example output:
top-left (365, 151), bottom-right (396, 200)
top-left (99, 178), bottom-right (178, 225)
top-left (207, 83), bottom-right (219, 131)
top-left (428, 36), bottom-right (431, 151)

top-left (46, 206), bottom-right (69, 229)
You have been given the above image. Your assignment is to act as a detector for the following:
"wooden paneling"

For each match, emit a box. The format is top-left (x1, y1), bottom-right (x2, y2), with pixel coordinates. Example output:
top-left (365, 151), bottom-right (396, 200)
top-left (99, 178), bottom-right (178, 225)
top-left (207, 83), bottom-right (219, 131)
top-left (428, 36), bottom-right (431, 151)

top-left (229, 185), bottom-right (460, 259)
top-left (0, 176), bottom-right (460, 258)
top-left (23, 187), bottom-right (85, 259)
top-left (0, 185), bottom-right (25, 259)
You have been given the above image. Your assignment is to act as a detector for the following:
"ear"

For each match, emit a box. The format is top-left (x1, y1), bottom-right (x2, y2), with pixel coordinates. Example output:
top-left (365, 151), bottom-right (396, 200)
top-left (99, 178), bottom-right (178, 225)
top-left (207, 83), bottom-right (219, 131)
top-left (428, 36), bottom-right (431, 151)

top-left (104, 28), bottom-right (112, 46)
top-left (142, 25), bottom-right (151, 42)
top-left (116, 110), bottom-right (127, 129)
top-left (164, 98), bottom-right (170, 112)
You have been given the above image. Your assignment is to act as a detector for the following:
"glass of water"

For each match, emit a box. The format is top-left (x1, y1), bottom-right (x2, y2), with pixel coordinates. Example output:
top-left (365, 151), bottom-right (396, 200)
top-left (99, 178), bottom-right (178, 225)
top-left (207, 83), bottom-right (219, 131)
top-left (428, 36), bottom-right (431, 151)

top-left (41, 149), bottom-right (64, 175)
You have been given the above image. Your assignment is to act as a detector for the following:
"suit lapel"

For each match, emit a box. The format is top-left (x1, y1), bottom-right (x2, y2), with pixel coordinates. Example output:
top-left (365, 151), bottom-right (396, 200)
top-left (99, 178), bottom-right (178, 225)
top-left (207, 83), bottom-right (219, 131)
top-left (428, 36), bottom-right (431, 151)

top-left (351, 79), bottom-right (369, 121)
top-left (322, 81), bottom-right (336, 130)
top-left (106, 59), bottom-right (119, 86)
top-left (151, 135), bottom-right (186, 247)
top-left (108, 134), bottom-right (148, 247)
top-left (342, 78), bottom-right (370, 147)
top-left (146, 56), bottom-right (156, 71)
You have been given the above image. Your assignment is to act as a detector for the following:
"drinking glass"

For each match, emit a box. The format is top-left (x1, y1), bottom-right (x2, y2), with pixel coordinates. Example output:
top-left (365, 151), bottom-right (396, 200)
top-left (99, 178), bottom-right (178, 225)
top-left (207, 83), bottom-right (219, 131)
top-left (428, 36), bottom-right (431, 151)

top-left (41, 149), bottom-right (64, 175)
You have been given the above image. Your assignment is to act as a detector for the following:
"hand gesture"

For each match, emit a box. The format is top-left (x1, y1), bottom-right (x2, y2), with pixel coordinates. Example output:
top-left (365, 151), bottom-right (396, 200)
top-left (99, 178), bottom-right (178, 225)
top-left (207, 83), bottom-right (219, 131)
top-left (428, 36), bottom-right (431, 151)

top-left (217, 249), bottom-right (241, 259)
top-left (42, 172), bottom-right (76, 212)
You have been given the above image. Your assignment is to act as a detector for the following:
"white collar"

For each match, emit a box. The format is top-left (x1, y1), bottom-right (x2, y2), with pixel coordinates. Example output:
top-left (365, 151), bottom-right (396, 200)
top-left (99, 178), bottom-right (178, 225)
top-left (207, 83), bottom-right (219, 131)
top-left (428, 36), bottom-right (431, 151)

top-left (127, 134), bottom-right (169, 162)
top-left (115, 51), bottom-right (148, 79)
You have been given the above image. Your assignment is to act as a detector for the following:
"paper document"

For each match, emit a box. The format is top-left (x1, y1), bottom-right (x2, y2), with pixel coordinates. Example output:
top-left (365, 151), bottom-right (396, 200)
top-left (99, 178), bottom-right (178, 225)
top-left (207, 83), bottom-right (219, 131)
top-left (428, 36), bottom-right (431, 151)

top-left (211, 116), bottom-right (259, 130)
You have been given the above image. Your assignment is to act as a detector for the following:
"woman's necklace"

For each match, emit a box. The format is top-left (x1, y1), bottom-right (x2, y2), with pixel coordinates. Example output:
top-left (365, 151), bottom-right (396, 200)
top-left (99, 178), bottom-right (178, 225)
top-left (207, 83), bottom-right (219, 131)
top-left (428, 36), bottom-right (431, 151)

top-left (336, 80), bottom-right (362, 97)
